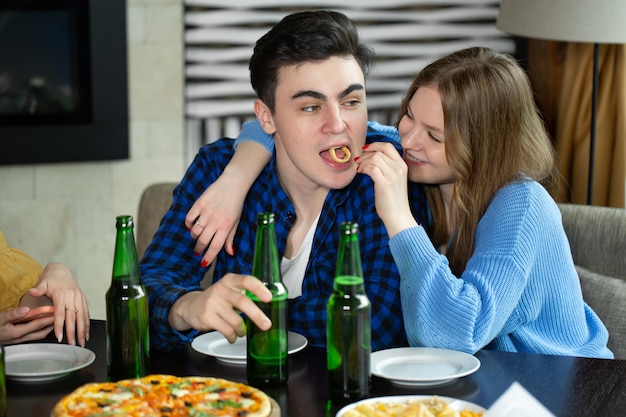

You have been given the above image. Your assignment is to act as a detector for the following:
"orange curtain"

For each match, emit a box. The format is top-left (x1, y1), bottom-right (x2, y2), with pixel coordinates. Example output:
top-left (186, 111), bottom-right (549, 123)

top-left (527, 40), bottom-right (626, 208)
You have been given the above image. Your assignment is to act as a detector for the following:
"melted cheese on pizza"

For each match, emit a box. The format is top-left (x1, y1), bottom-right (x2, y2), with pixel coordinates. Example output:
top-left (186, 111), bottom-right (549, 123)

top-left (52, 375), bottom-right (272, 417)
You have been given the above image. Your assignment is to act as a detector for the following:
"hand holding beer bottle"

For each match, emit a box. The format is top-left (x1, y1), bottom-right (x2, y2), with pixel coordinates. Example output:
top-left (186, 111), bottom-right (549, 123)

top-left (246, 212), bottom-right (289, 387)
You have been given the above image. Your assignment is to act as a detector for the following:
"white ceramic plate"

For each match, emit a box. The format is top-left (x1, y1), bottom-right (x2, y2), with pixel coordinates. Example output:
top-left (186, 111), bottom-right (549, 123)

top-left (336, 395), bottom-right (486, 417)
top-left (4, 343), bottom-right (96, 382)
top-left (191, 331), bottom-right (308, 365)
top-left (370, 347), bottom-right (480, 386)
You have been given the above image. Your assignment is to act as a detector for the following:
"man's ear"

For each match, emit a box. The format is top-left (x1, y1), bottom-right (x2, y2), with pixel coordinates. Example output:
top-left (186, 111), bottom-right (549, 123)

top-left (254, 99), bottom-right (277, 135)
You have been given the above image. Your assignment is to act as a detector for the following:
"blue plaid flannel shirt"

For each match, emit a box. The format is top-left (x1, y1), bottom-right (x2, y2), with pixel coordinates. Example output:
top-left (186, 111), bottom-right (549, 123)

top-left (140, 124), bottom-right (428, 352)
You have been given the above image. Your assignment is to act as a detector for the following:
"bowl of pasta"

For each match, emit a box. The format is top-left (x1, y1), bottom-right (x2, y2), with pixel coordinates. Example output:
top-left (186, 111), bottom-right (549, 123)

top-left (336, 395), bottom-right (485, 417)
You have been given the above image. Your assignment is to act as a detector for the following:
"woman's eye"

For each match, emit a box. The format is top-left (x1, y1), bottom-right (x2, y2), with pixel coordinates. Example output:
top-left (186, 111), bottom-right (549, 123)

top-left (429, 132), bottom-right (442, 143)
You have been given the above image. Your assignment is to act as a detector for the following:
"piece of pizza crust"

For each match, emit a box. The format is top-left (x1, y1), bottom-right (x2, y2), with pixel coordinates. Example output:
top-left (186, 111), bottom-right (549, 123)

top-left (51, 374), bottom-right (273, 417)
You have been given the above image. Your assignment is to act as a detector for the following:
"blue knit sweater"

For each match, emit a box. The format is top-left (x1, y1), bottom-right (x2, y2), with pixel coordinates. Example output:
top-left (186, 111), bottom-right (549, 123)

top-left (392, 180), bottom-right (613, 359)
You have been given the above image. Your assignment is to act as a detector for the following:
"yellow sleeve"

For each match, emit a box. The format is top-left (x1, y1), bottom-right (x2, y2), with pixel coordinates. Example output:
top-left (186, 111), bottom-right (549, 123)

top-left (0, 230), bottom-right (44, 311)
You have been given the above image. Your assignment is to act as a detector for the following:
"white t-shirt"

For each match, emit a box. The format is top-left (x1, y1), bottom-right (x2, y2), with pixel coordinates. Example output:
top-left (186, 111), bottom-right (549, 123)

top-left (280, 213), bottom-right (320, 298)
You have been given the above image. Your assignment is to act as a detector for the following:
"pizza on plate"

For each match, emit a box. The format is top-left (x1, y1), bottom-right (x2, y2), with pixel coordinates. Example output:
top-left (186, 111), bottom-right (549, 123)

top-left (51, 374), bottom-right (273, 417)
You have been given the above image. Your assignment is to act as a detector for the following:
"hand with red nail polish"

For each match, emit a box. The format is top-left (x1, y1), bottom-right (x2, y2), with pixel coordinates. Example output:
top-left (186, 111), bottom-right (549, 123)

top-left (184, 144), bottom-right (260, 266)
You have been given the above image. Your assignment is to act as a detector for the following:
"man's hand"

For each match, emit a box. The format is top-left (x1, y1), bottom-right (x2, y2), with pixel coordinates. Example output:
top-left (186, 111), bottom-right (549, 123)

top-left (169, 273), bottom-right (273, 343)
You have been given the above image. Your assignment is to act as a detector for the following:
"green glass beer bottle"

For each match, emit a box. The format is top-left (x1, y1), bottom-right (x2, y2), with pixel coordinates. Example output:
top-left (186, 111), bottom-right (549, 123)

top-left (327, 221), bottom-right (371, 404)
top-left (246, 212), bottom-right (289, 387)
top-left (0, 345), bottom-right (5, 417)
top-left (106, 215), bottom-right (150, 381)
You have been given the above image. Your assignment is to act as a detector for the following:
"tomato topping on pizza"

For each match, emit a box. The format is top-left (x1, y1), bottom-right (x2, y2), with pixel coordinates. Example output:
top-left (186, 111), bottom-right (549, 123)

top-left (51, 374), bottom-right (273, 417)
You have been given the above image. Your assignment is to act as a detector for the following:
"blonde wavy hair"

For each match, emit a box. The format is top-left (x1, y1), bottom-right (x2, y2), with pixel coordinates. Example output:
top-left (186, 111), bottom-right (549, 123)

top-left (397, 47), bottom-right (557, 276)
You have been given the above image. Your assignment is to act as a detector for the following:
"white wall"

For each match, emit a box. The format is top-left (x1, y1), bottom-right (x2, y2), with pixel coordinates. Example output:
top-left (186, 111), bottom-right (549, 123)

top-left (0, 0), bottom-right (185, 319)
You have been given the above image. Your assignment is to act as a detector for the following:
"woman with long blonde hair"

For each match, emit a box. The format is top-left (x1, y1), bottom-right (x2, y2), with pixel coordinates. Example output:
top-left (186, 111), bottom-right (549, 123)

top-left (356, 47), bottom-right (611, 357)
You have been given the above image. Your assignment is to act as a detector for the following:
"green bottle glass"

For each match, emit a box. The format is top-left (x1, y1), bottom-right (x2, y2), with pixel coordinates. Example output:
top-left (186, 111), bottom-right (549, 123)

top-left (106, 215), bottom-right (150, 381)
top-left (327, 221), bottom-right (371, 404)
top-left (0, 345), bottom-right (5, 417)
top-left (246, 212), bottom-right (289, 387)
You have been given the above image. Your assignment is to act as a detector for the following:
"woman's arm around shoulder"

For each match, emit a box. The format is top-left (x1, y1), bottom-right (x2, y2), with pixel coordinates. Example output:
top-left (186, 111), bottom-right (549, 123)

top-left (185, 121), bottom-right (273, 266)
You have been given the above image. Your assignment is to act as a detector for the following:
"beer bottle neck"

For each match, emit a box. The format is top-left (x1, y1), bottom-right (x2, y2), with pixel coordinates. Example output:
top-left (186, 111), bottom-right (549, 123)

top-left (335, 228), bottom-right (363, 278)
top-left (334, 222), bottom-right (365, 295)
top-left (252, 215), bottom-right (282, 285)
top-left (112, 219), bottom-right (140, 284)
top-left (333, 275), bottom-right (366, 295)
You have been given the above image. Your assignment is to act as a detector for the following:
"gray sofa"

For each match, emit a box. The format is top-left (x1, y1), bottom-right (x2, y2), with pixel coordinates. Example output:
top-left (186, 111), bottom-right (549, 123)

top-left (136, 182), bottom-right (177, 259)
top-left (557, 203), bottom-right (626, 359)
top-left (136, 183), bottom-right (626, 358)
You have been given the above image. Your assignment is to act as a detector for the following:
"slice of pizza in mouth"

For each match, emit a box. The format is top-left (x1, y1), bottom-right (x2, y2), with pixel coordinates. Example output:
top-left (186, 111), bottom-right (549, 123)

top-left (329, 146), bottom-right (351, 163)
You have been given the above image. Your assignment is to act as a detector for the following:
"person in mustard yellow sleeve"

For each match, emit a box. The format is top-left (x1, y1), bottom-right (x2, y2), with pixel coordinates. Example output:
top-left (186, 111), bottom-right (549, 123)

top-left (0, 229), bottom-right (90, 346)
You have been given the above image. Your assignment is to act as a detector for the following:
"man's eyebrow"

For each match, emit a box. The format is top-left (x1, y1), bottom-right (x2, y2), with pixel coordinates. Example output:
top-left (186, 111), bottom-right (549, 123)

top-left (340, 83), bottom-right (364, 98)
top-left (291, 83), bottom-right (365, 101)
top-left (292, 90), bottom-right (326, 101)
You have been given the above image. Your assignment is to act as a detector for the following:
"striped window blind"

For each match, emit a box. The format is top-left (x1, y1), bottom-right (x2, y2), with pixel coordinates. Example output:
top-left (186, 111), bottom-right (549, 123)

top-left (184, 0), bottom-right (514, 163)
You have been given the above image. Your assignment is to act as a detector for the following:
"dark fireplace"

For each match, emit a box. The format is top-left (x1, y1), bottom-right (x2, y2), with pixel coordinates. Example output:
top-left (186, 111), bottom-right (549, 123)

top-left (0, 0), bottom-right (128, 165)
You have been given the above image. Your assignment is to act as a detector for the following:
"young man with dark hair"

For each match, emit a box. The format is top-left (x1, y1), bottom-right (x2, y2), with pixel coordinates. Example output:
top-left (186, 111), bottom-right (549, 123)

top-left (141, 10), bottom-right (426, 352)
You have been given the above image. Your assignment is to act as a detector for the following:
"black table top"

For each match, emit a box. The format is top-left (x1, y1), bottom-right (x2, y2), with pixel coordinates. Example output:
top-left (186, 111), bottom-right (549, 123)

top-left (6, 320), bottom-right (626, 416)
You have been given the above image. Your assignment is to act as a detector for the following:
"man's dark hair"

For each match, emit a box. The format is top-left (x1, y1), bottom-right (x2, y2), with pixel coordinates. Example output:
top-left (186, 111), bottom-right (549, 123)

top-left (249, 10), bottom-right (375, 112)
